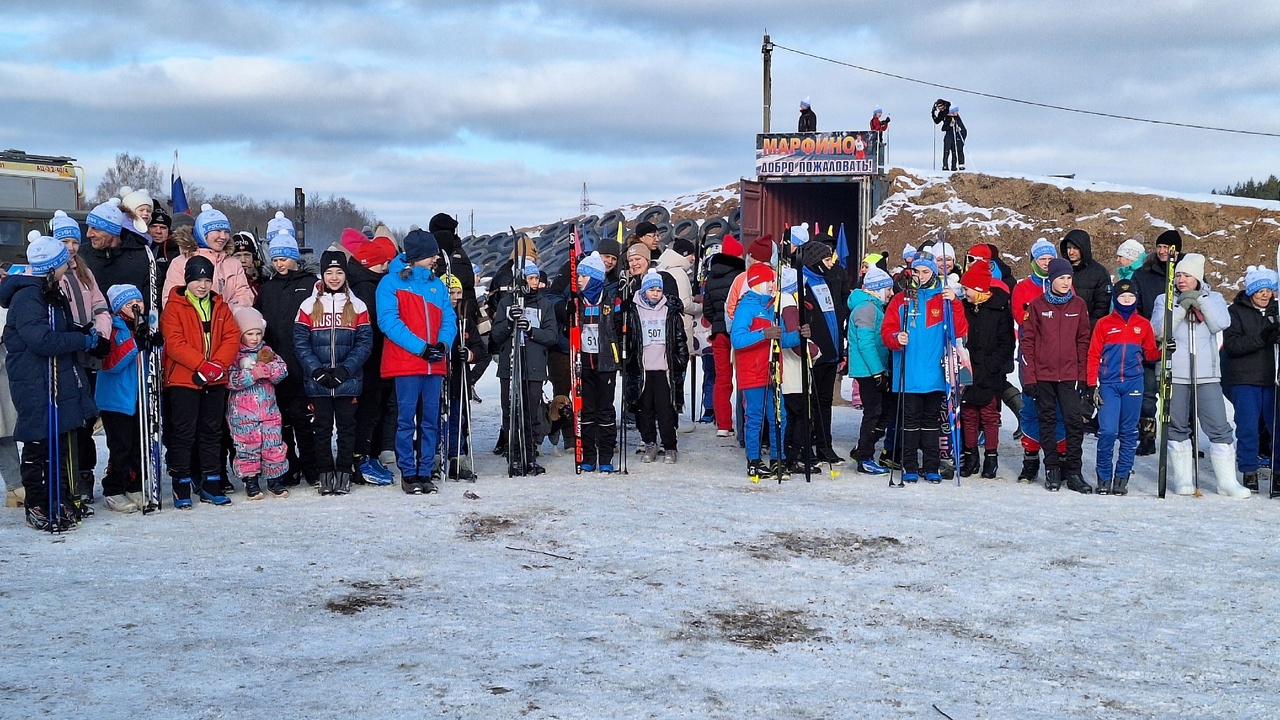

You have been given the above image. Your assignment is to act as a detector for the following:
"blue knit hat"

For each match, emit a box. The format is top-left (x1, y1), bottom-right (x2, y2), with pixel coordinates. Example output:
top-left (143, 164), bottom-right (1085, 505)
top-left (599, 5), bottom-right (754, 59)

top-left (790, 223), bottom-right (809, 247)
top-left (107, 284), bottom-right (144, 315)
top-left (1246, 265), bottom-right (1279, 296)
top-left (1030, 238), bottom-right (1057, 261)
top-left (800, 97), bottom-right (811, 109)
top-left (949, 105), bottom-right (960, 114)
top-left (265, 211), bottom-right (295, 243)
top-left (520, 260), bottom-right (541, 279)
top-left (402, 228), bottom-right (439, 264)
top-left (51, 210), bottom-right (81, 242)
top-left (269, 234), bottom-right (301, 262)
top-left (579, 252), bottom-right (606, 283)
top-left (910, 252), bottom-right (939, 277)
top-left (195, 203), bottom-right (231, 248)
top-left (25, 231), bottom-right (70, 277)
top-left (862, 266), bottom-right (893, 292)
top-left (640, 269), bottom-right (664, 294)
top-left (780, 267), bottom-right (798, 295)
top-left (87, 199), bottom-right (125, 236)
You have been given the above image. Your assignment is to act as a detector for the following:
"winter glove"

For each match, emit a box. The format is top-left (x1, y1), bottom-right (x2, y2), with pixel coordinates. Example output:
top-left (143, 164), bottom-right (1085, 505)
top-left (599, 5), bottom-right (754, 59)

top-left (874, 372), bottom-right (890, 392)
top-left (141, 330), bottom-right (165, 352)
top-left (1092, 386), bottom-right (1102, 410)
top-left (516, 317), bottom-right (532, 332)
top-left (257, 347), bottom-right (274, 363)
top-left (1177, 289), bottom-right (1205, 311)
top-left (194, 361), bottom-right (225, 387)
top-left (82, 329), bottom-right (100, 352)
top-left (319, 371), bottom-right (343, 390)
top-left (1022, 383), bottom-right (1038, 398)
top-left (1264, 323), bottom-right (1280, 345)
top-left (506, 305), bottom-right (524, 321)
top-left (422, 342), bottom-right (448, 362)
top-left (89, 335), bottom-right (112, 359)
top-left (332, 367), bottom-right (350, 384)
top-left (1163, 338), bottom-right (1177, 356)
top-left (311, 368), bottom-right (330, 382)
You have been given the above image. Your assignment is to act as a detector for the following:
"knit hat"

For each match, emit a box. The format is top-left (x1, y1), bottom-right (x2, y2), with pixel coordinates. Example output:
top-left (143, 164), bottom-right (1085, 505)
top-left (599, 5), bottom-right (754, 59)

top-left (720, 234), bottom-right (743, 259)
top-left (521, 260), bottom-right (541, 278)
top-left (1047, 257), bottom-right (1074, 282)
top-left (1175, 253), bottom-right (1206, 282)
top-left (1245, 265), bottom-right (1279, 296)
top-left (746, 263), bottom-right (776, 292)
top-left (118, 186), bottom-right (153, 213)
top-left (1116, 238), bottom-right (1145, 263)
top-left (231, 231), bottom-right (258, 256)
top-left (511, 235), bottom-right (538, 262)
top-left (578, 252), bottom-right (607, 282)
top-left (194, 204), bottom-right (231, 248)
top-left (107, 284), bottom-right (144, 315)
top-left (320, 249), bottom-right (347, 275)
top-left (949, 105), bottom-right (959, 114)
top-left (340, 228), bottom-right (367, 255)
top-left (626, 243), bottom-right (651, 262)
top-left (428, 213), bottom-right (458, 233)
top-left (672, 237), bottom-right (696, 258)
top-left (269, 234), bottom-right (301, 262)
top-left (780, 267), bottom-right (799, 295)
top-left (800, 97), bottom-right (811, 109)
top-left (635, 221), bottom-right (659, 238)
top-left (791, 222), bottom-right (810, 246)
top-left (747, 234), bottom-right (775, 263)
top-left (445, 274), bottom-right (462, 291)
top-left (51, 210), bottom-right (81, 242)
top-left (1156, 229), bottom-right (1183, 253)
top-left (640, 269), bottom-right (664, 293)
top-left (862, 266), bottom-right (893, 292)
top-left (1112, 278), bottom-right (1139, 304)
top-left (185, 255), bottom-right (215, 284)
top-left (910, 252), bottom-right (939, 277)
top-left (403, 229), bottom-right (439, 264)
top-left (149, 208), bottom-right (171, 229)
top-left (87, 198), bottom-right (125, 236)
top-left (873, 106), bottom-right (883, 114)
top-left (967, 244), bottom-right (992, 262)
top-left (1030, 238), bottom-right (1057, 261)
top-left (233, 305), bottom-right (267, 334)
top-left (356, 237), bottom-right (397, 269)
top-left (935, 242), bottom-right (956, 260)
top-left (596, 236), bottom-right (622, 258)
top-left (862, 252), bottom-right (885, 267)
top-left (25, 231), bottom-right (70, 277)
top-left (960, 260), bottom-right (992, 293)
top-left (265, 211), bottom-right (295, 244)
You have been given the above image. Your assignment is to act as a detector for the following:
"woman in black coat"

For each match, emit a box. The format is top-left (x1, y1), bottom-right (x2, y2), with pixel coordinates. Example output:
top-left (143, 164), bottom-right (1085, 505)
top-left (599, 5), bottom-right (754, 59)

top-left (958, 261), bottom-right (1015, 478)
top-left (1222, 274), bottom-right (1280, 491)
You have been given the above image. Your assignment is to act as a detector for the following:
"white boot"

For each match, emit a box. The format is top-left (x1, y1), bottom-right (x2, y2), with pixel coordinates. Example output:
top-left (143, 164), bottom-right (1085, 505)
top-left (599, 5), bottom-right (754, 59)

top-left (1168, 439), bottom-right (1195, 495)
top-left (1210, 443), bottom-right (1251, 498)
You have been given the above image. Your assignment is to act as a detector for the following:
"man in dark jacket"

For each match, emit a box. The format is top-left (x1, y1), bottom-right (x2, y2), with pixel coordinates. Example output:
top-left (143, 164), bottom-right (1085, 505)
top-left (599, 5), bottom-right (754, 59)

top-left (1060, 229), bottom-right (1111, 326)
top-left (796, 240), bottom-right (846, 464)
top-left (81, 201), bottom-right (161, 314)
top-left (429, 213), bottom-right (476, 302)
top-left (798, 98), bottom-right (816, 132)
top-left (491, 261), bottom-right (559, 475)
top-left (1130, 229), bottom-right (1182, 454)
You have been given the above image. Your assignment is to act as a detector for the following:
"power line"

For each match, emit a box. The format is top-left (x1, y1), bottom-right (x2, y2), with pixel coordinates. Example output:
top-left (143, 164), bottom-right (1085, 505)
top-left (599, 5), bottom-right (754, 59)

top-left (771, 42), bottom-right (1280, 139)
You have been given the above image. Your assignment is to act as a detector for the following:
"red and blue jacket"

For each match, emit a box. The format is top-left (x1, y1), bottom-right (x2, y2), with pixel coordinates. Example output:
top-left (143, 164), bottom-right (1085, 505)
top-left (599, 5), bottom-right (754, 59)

top-left (730, 290), bottom-right (799, 390)
top-left (376, 257), bottom-right (457, 378)
top-left (1086, 309), bottom-right (1158, 387)
top-left (95, 315), bottom-right (140, 415)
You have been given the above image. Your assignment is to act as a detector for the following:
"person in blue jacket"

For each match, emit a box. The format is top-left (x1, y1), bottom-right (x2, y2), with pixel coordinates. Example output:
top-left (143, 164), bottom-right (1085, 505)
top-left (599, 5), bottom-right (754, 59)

top-left (0, 232), bottom-right (101, 531)
top-left (847, 266), bottom-right (894, 475)
top-left (731, 264), bottom-right (799, 479)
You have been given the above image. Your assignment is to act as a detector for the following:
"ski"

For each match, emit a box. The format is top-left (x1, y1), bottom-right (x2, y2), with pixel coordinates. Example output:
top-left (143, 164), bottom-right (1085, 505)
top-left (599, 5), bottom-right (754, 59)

top-left (508, 228), bottom-right (529, 478)
top-left (1156, 249), bottom-right (1177, 498)
top-left (941, 291), bottom-right (964, 486)
top-left (1274, 245), bottom-right (1280, 499)
top-left (570, 225), bottom-right (584, 473)
top-left (769, 228), bottom-right (788, 483)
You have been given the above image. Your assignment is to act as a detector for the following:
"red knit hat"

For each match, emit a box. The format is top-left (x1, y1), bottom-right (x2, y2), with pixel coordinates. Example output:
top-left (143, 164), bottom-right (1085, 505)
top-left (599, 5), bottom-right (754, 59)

top-left (967, 243), bottom-right (992, 262)
top-left (747, 234), bottom-right (775, 263)
top-left (355, 236), bottom-right (398, 268)
top-left (960, 259), bottom-right (992, 293)
top-left (721, 234), bottom-right (743, 259)
top-left (746, 263), bottom-right (776, 291)
top-left (340, 227), bottom-right (368, 255)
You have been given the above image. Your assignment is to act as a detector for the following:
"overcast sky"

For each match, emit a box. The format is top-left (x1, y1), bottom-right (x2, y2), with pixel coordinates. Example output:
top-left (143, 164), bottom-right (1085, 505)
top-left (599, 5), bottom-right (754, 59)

top-left (3, 1), bottom-right (1278, 234)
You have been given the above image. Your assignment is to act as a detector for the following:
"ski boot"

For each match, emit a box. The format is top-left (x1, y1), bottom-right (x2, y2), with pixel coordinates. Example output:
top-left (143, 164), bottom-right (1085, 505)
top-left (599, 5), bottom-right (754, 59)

top-left (856, 459), bottom-right (890, 476)
top-left (198, 476), bottom-right (232, 505)
top-left (770, 459), bottom-right (790, 481)
top-left (787, 458), bottom-right (820, 476)
top-left (1113, 474), bottom-right (1130, 496)
top-left (981, 450), bottom-right (998, 479)
top-left (747, 459), bottom-right (766, 482)
top-left (421, 478), bottom-right (439, 494)
top-left (173, 477), bottom-right (194, 509)
top-left (925, 472), bottom-right (943, 484)
top-left (243, 476), bottom-right (264, 500)
top-left (1017, 451), bottom-right (1040, 483)
top-left (818, 447), bottom-right (846, 467)
top-left (598, 464), bottom-right (615, 473)
top-left (959, 447), bottom-right (980, 478)
top-left (879, 448), bottom-right (902, 471)
top-left (1065, 472), bottom-right (1093, 494)
top-left (901, 472), bottom-right (919, 484)
top-left (1242, 471), bottom-right (1260, 494)
top-left (402, 476), bottom-right (424, 494)
top-left (579, 463), bottom-right (596, 473)
top-left (448, 458), bottom-right (477, 482)
top-left (1096, 473), bottom-right (1113, 496)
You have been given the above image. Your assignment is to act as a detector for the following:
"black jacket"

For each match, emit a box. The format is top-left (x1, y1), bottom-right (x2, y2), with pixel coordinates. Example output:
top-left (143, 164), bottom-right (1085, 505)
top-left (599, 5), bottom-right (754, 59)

top-left (623, 294), bottom-right (689, 377)
top-left (255, 269), bottom-right (319, 396)
top-left (432, 228), bottom-right (476, 297)
top-left (961, 286), bottom-right (1016, 407)
top-left (80, 227), bottom-right (161, 314)
top-left (703, 253), bottom-right (744, 336)
top-left (1222, 291), bottom-right (1278, 388)
top-left (1132, 253), bottom-right (1172, 320)
top-left (798, 108), bottom-right (817, 133)
top-left (346, 260), bottom-right (387, 374)
top-left (491, 289), bottom-right (558, 382)
top-left (1060, 230), bottom-right (1111, 326)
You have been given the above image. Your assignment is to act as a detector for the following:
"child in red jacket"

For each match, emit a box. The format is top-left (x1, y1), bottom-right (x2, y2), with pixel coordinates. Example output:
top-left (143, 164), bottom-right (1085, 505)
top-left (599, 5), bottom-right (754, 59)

top-left (1020, 258), bottom-right (1092, 493)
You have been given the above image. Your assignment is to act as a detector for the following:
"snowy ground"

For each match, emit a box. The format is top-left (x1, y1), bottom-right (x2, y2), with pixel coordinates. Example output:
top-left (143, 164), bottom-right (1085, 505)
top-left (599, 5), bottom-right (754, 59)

top-left (3, 369), bottom-right (1279, 719)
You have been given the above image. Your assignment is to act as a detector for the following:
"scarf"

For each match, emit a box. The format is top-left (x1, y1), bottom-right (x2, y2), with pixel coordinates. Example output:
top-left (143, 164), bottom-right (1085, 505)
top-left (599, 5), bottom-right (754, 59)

top-left (1045, 289), bottom-right (1074, 305)
top-left (1117, 253), bottom-right (1146, 281)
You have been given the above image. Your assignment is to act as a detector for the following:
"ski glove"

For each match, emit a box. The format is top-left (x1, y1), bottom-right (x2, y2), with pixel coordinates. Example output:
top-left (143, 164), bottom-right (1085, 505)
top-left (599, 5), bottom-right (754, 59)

top-left (1177, 289), bottom-right (1205, 311)
top-left (332, 367), bottom-right (350, 383)
top-left (194, 361), bottom-right (226, 386)
top-left (1089, 386), bottom-right (1101, 410)
top-left (874, 372), bottom-right (890, 392)
top-left (516, 318), bottom-right (532, 332)
top-left (89, 335), bottom-right (112, 360)
top-left (311, 368), bottom-right (330, 382)
top-left (506, 305), bottom-right (524, 321)
top-left (1263, 323), bottom-right (1280, 345)
top-left (319, 371), bottom-right (343, 390)
top-left (1022, 383), bottom-right (1038, 398)
top-left (422, 342), bottom-right (448, 362)
top-left (82, 329), bottom-right (101, 352)
top-left (1163, 338), bottom-right (1177, 355)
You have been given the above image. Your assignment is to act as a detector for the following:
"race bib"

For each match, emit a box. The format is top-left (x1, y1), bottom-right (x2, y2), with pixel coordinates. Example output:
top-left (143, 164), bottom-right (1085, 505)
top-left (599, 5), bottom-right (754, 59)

top-left (524, 307), bottom-right (542, 329)
top-left (642, 317), bottom-right (665, 346)
top-left (811, 283), bottom-right (835, 313)
top-left (581, 323), bottom-right (600, 354)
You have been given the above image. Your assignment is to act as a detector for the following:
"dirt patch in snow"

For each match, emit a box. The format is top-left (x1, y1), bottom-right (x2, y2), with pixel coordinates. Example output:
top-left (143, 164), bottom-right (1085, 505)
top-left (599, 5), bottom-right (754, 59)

top-left (460, 513), bottom-right (520, 539)
top-left (325, 578), bottom-right (418, 615)
top-left (738, 530), bottom-right (904, 566)
top-left (679, 607), bottom-right (824, 649)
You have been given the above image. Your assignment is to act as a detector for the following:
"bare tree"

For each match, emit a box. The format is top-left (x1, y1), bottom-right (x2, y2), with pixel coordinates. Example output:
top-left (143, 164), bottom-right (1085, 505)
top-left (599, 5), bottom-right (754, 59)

top-left (94, 153), bottom-right (165, 203)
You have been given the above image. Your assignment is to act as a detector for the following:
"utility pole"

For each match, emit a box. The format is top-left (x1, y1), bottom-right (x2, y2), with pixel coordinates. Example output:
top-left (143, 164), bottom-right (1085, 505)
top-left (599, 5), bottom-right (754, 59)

top-left (762, 33), bottom-right (773, 134)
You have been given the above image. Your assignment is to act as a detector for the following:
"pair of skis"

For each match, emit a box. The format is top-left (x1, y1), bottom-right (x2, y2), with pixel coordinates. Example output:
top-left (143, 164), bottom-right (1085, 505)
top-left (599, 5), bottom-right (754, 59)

top-left (139, 246), bottom-right (164, 512)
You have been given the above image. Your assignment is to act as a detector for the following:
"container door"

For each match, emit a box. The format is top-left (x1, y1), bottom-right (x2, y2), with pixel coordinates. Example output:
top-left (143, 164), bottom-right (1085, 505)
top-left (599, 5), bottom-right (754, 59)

top-left (739, 179), bottom-right (764, 244)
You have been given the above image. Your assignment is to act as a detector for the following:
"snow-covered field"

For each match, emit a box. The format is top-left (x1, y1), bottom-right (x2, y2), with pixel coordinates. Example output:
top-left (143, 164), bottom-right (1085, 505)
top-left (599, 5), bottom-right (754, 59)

top-left (3, 369), bottom-right (1278, 719)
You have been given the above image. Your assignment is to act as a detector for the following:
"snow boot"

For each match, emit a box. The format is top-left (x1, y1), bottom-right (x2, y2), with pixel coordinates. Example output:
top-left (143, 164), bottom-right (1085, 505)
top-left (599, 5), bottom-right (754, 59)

top-left (243, 476), bottom-right (264, 500)
top-left (172, 477), bottom-right (194, 509)
top-left (1065, 472), bottom-right (1093, 494)
top-left (1210, 443), bottom-right (1251, 498)
top-left (332, 471), bottom-right (352, 495)
top-left (959, 447), bottom-right (980, 478)
top-left (1044, 466), bottom-right (1062, 492)
top-left (1096, 473), bottom-right (1113, 496)
top-left (939, 460), bottom-right (955, 480)
top-left (663, 449), bottom-right (679, 464)
top-left (641, 443), bottom-right (658, 463)
top-left (198, 476), bottom-right (232, 505)
top-left (317, 471), bottom-right (337, 496)
top-left (104, 494), bottom-right (139, 513)
top-left (1242, 471), bottom-right (1259, 494)
top-left (1136, 417), bottom-right (1157, 456)
top-left (856, 459), bottom-right (890, 476)
top-left (1168, 439), bottom-right (1196, 495)
top-left (1017, 451), bottom-right (1040, 483)
top-left (421, 479), bottom-right (439, 494)
top-left (448, 458), bottom-right (477, 481)
top-left (5, 486), bottom-right (24, 508)
top-left (981, 450), bottom-right (998, 479)
top-left (1112, 474), bottom-right (1130, 496)
top-left (402, 476), bottom-right (423, 495)
top-left (266, 477), bottom-right (289, 498)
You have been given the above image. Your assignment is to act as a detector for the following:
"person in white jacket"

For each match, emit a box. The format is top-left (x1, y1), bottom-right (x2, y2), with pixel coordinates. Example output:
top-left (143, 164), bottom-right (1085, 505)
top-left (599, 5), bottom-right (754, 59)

top-left (1152, 253), bottom-right (1250, 498)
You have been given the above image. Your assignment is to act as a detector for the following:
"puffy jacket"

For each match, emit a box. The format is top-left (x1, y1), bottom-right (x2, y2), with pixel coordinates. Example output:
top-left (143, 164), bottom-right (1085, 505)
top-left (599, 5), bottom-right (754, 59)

top-left (575, 285), bottom-right (623, 373)
top-left (160, 286), bottom-right (241, 390)
top-left (255, 268), bottom-right (319, 396)
top-left (701, 253), bottom-right (743, 336)
top-left (164, 248), bottom-right (254, 309)
top-left (1060, 230), bottom-right (1112, 326)
top-left (293, 284), bottom-right (373, 397)
top-left (1131, 252), bottom-right (1172, 319)
top-left (1152, 283), bottom-right (1230, 383)
top-left (1012, 274), bottom-right (1048, 329)
top-left (226, 342), bottom-right (289, 478)
top-left (961, 285), bottom-right (1016, 407)
top-left (882, 284), bottom-right (968, 394)
top-left (624, 292), bottom-right (689, 378)
top-left (1087, 310), bottom-right (1159, 387)
top-left (1221, 290), bottom-right (1275, 387)
top-left (0, 274), bottom-right (98, 441)
top-left (60, 261), bottom-right (113, 370)
top-left (731, 290), bottom-right (799, 390)
top-left (491, 289), bottom-right (558, 382)
top-left (81, 227), bottom-right (161, 315)
top-left (376, 257), bottom-right (457, 378)
top-left (95, 316), bottom-right (139, 415)
top-left (654, 248), bottom-right (698, 354)
top-left (846, 289), bottom-right (888, 378)
top-left (1020, 293), bottom-right (1091, 384)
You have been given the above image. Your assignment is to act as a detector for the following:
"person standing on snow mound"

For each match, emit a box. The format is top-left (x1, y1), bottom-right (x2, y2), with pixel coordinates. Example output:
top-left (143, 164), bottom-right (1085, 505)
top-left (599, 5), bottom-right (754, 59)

top-left (1221, 265), bottom-right (1280, 495)
top-left (798, 97), bottom-right (817, 132)
top-left (1151, 253), bottom-right (1250, 498)
top-left (933, 100), bottom-right (966, 171)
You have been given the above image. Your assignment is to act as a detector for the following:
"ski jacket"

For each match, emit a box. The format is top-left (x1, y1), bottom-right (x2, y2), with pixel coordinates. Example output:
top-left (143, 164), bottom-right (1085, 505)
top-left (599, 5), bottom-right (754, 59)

top-left (1011, 274), bottom-right (1048, 329)
top-left (1060, 232), bottom-right (1112, 325)
top-left (0, 305), bottom-right (17, 438)
top-left (80, 227), bottom-right (160, 315)
top-left (731, 290), bottom-right (799, 391)
top-left (798, 108), bottom-right (817, 132)
top-left (376, 256), bottom-right (457, 379)
top-left (702, 253), bottom-right (744, 336)
top-left (778, 290), bottom-right (808, 394)
top-left (625, 292), bottom-right (689, 377)
top-left (576, 286), bottom-right (623, 373)
top-left (293, 284), bottom-right (373, 398)
top-left (1221, 291), bottom-right (1276, 388)
top-left (961, 286), bottom-right (1016, 407)
top-left (654, 248), bottom-right (698, 354)
top-left (160, 286), bottom-right (241, 391)
top-left (164, 247), bottom-right (254, 310)
top-left (226, 342), bottom-right (288, 476)
top-left (256, 268), bottom-right (319, 396)
top-left (799, 265), bottom-right (844, 365)
top-left (881, 284), bottom-right (968, 394)
top-left (491, 289), bottom-right (558, 383)
top-left (1131, 253), bottom-right (1171, 319)
top-left (95, 315), bottom-right (139, 415)
top-left (1020, 293), bottom-right (1091, 384)
top-left (0, 274), bottom-right (98, 441)
top-left (845, 288), bottom-right (888, 379)
top-left (1087, 310), bottom-right (1159, 387)
top-left (1152, 284), bottom-right (1230, 384)
top-left (871, 115), bottom-right (890, 132)
top-left (346, 260), bottom-right (388, 375)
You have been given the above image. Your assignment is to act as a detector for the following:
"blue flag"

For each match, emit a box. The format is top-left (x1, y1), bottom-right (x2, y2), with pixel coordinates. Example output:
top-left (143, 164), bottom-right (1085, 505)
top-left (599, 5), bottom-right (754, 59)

top-left (835, 223), bottom-right (849, 269)
top-left (171, 150), bottom-right (189, 215)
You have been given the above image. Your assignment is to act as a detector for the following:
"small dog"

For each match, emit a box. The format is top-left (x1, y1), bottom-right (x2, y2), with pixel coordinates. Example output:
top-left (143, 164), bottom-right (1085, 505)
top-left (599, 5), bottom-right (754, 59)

top-left (544, 394), bottom-right (574, 456)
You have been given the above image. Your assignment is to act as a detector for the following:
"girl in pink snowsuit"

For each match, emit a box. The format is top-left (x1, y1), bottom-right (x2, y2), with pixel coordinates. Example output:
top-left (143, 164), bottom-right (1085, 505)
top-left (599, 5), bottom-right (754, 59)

top-left (226, 306), bottom-right (289, 499)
